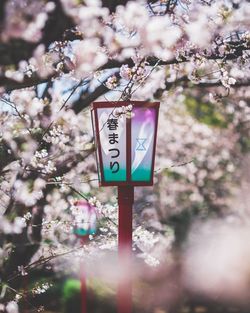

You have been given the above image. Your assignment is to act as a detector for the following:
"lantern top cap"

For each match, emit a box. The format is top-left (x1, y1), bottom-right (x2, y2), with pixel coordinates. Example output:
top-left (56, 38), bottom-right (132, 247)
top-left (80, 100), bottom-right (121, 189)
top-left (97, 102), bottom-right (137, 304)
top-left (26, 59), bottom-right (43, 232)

top-left (92, 101), bottom-right (160, 109)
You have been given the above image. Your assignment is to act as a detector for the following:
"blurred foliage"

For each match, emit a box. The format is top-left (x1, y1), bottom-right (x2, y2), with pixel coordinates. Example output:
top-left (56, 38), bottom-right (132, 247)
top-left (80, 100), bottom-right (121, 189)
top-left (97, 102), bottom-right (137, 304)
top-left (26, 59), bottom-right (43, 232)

top-left (238, 134), bottom-right (250, 153)
top-left (63, 279), bottom-right (81, 313)
top-left (62, 278), bottom-right (116, 313)
top-left (185, 96), bottom-right (227, 128)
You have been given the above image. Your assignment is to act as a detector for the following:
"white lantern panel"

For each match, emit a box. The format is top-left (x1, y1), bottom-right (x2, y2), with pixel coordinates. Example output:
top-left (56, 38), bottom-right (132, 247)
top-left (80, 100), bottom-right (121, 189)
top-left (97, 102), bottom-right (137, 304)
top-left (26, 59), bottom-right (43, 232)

top-left (97, 108), bottom-right (127, 182)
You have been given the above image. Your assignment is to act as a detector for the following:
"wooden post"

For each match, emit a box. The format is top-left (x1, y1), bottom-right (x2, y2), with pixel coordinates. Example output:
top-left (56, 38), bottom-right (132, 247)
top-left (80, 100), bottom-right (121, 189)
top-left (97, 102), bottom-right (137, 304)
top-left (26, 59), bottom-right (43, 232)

top-left (81, 267), bottom-right (86, 313)
top-left (118, 186), bottom-right (134, 313)
top-left (81, 237), bottom-right (88, 313)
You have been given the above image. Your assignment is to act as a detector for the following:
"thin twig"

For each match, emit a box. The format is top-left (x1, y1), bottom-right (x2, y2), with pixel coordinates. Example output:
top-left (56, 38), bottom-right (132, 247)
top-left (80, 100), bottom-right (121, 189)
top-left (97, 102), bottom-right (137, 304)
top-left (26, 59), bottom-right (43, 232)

top-left (154, 159), bottom-right (194, 173)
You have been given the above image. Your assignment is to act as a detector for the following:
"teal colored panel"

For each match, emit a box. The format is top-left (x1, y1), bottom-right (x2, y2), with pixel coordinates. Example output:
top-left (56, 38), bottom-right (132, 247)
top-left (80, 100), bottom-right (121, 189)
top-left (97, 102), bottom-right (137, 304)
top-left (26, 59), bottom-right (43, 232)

top-left (74, 228), bottom-right (96, 236)
top-left (131, 167), bottom-right (151, 182)
top-left (104, 168), bottom-right (126, 182)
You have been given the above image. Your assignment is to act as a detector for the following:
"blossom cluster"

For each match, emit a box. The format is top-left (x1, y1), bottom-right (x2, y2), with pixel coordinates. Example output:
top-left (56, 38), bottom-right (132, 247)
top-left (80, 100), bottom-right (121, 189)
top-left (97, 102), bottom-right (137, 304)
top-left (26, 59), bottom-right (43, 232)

top-left (0, 0), bottom-right (249, 311)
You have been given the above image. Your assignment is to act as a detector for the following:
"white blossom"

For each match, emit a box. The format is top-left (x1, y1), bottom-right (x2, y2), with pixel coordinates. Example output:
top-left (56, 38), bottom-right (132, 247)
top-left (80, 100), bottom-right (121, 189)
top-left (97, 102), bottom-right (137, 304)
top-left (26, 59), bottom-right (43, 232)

top-left (6, 301), bottom-right (19, 313)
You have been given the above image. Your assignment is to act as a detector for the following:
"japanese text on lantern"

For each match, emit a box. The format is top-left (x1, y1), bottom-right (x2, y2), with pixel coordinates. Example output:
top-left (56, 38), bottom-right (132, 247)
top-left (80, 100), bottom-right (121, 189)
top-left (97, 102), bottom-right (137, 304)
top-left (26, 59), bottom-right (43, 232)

top-left (107, 118), bottom-right (120, 174)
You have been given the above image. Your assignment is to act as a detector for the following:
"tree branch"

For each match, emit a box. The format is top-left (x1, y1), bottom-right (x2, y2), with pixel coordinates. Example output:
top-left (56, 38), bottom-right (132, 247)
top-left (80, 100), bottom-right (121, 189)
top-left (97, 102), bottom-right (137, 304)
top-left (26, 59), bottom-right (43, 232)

top-left (0, 0), bottom-right (76, 66)
top-left (1, 75), bottom-right (54, 92)
top-left (159, 76), bottom-right (250, 93)
top-left (1, 41), bottom-right (249, 91)
top-left (72, 73), bottom-right (120, 113)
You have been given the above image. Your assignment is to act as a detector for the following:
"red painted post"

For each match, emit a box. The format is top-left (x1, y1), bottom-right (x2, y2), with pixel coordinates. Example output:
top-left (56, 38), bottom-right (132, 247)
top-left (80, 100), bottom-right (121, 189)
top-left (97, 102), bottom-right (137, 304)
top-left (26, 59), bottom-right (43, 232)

top-left (81, 237), bottom-right (88, 313)
top-left (81, 266), bottom-right (87, 313)
top-left (118, 186), bottom-right (134, 313)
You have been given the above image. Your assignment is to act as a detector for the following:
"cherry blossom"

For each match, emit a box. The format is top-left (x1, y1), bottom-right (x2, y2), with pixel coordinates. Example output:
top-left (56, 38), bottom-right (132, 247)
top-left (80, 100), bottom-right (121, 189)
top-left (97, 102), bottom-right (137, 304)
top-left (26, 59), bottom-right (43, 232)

top-left (0, 0), bottom-right (249, 312)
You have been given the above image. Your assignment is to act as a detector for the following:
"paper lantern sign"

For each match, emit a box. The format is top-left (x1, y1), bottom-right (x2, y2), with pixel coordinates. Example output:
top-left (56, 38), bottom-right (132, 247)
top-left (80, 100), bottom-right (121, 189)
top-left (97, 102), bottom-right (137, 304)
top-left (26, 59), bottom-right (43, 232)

top-left (91, 101), bottom-right (160, 186)
top-left (72, 200), bottom-right (97, 237)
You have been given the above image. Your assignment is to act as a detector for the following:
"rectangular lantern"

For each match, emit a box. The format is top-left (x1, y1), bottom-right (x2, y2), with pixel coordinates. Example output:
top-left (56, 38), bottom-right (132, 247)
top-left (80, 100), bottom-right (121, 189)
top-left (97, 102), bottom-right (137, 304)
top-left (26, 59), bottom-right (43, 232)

top-left (91, 101), bottom-right (160, 186)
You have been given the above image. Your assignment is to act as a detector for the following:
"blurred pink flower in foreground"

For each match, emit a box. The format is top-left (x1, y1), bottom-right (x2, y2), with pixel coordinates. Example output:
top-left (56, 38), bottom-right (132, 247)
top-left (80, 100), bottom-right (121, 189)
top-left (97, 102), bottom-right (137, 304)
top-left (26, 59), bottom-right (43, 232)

top-left (182, 218), bottom-right (250, 303)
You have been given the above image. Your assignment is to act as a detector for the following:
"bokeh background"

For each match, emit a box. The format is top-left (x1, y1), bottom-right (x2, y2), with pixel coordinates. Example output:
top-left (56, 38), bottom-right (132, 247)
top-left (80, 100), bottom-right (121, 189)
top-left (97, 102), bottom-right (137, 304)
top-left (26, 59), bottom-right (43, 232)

top-left (0, 0), bottom-right (250, 312)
